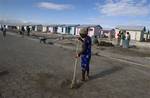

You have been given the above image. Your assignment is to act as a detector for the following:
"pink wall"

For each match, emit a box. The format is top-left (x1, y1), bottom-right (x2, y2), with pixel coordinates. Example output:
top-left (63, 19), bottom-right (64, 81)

top-left (76, 28), bottom-right (81, 36)
top-left (75, 27), bottom-right (96, 37)
top-left (88, 27), bottom-right (95, 37)
top-left (115, 30), bottom-right (120, 39)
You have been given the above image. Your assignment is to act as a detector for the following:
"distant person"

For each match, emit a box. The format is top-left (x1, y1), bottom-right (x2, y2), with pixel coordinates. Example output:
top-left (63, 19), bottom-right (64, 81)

top-left (76, 28), bottom-right (92, 81)
top-left (120, 31), bottom-right (126, 48)
top-left (93, 35), bottom-right (99, 46)
top-left (116, 31), bottom-right (121, 46)
top-left (2, 25), bottom-right (7, 38)
top-left (21, 26), bottom-right (25, 37)
top-left (27, 26), bottom-right (30, 36)
top-left (125, 32), bottom-right (130, 48)
top-left (1, 26), bottom-right (3, 32)
top-left (108, 32), bottom-right (112, 41)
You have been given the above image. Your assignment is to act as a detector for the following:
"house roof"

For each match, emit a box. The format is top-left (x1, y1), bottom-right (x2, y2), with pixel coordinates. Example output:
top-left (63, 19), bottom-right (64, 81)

top-left (116, 25), bottom-right (146, 31)
top-left (101, 28), bottom-right (114, 31)
top-left (58, 24), bottom-right (80, 27)
top-left (57, 24), bottom-right (67, 27)
top-left (77, 24), bottom-right (102, 28)
top-left (47, 24), bottom-right (62, 27)
top-left (64, 24), bottom-right (80, 27)
top-left (59, 24), bottom-right (79, 27)
top-left (100, 28), bottom-right (115, 33)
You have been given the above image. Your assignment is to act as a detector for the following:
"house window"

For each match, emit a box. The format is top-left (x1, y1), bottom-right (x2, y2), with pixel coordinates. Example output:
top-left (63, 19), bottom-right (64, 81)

top-left (89, 29), bottom-right (93, 31)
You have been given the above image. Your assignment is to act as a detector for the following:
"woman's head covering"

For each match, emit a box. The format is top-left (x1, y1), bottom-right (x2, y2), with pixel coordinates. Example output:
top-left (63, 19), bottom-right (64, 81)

top-left (79, 28), bottom-right (88, 35)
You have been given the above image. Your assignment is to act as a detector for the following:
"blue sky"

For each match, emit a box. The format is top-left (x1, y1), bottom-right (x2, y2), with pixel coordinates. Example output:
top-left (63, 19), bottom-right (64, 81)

top-left (0, 0), bottom-right (150, 28)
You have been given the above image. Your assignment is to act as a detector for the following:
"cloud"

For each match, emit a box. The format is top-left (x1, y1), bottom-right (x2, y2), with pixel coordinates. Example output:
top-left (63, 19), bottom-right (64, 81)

top-left (87, 16), bottom-right (150, 29)
top-left (96, 0), bottom-right (150, 16)
top-left (0, 17), bottom-right (35, 25)
top-left (37, 2), bottom-right (73, 10)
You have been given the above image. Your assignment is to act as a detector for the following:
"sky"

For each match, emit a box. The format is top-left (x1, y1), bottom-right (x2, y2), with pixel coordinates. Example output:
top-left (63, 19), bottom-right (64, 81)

top-left (0, 0), bottom-right (150, 29)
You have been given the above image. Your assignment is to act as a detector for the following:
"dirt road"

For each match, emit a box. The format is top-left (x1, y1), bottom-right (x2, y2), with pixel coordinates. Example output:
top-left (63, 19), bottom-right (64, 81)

top-left (0, 32), bottom-right (150, 98)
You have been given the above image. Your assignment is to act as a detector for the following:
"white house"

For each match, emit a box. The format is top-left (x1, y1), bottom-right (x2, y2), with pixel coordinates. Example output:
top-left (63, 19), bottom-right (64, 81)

top-left (75, 25), bottom-right (102, 37)
top-left (36, 25), bottom-right (48, 32)
top-left (100, 28), bottom-right (115, 39)
top-left (144, 31), bottom-right (150, 41)
top-left (57, 25), bottom-right (66, 34)
top-left (16, 25), bottom-right (21, 30)
top-left (57, 24), bottom-right (79, 35)
top-left (7, 25), bottom-right (17, 30)
top-left (47, 25), bottom-right (58, 33)
top-left (115, 25), bottom-right (146, 41)
top-left (48, 26), bottom-right (53, 32)
top-left (32, 25), bottom-right (38, 31)
top-left (65, 25), bottom-right (79, 35)
top-left (0, 25), bottom-right (8, 29)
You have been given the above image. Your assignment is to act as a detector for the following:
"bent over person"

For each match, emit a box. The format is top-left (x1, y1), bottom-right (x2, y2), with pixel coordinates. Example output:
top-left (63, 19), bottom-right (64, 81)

top-left (77, 28), bottom-right (92, 81)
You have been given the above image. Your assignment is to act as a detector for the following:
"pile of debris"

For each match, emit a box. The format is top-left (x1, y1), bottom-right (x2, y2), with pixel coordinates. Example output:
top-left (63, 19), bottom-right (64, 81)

top-left (99, 41), bottom-right (114, 47)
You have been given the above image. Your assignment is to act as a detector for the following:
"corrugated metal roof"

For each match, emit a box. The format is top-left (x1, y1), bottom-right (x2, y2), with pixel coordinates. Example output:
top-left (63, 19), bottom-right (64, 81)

top-left (61, 24), bottom-right (80, 27)
top-left (116, 25), bottom-right (146, 31)
top-left (47, 24), bottom-right (63, 27)
top-left (64, 24), bottom-right (80, 27)
top-left (101, 28), bottom-right (114, 31)
top-left (77, 24), bottom-right (102, 28)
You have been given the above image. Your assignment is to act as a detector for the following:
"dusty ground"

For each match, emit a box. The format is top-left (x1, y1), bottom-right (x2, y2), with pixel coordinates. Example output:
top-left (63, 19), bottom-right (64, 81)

top-left (0, 32), bottom-right (150, 98)
top-left (54, 38), bottom-right (150, 57)
top-left (96, 46), bottom-right (150, 57)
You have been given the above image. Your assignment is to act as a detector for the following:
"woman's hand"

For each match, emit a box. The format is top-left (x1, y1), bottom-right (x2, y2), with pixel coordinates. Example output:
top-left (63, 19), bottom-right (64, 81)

top-left (77, 37), bottom-right (83, 41)
top-left (75, 53), bottom-right (80, 58)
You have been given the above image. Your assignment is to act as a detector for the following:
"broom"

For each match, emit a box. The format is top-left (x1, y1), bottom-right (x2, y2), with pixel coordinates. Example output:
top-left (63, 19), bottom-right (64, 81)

top-left (71, 38), bottom-right (80, 88)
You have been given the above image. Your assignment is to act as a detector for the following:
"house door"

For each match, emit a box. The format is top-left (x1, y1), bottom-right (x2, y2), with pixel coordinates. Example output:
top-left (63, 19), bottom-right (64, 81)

top-left (68, 27), bottom-right (71, 34)
top-left (54, 27), bottom-right (58, 33)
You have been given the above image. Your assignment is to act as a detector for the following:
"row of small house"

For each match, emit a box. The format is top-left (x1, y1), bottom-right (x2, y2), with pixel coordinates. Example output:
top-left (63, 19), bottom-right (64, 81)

top-left (24, 25), bottom-right (150, 41)
top-left (33, 24), bottom-right (103, 37)
top-left (1, 24), bottom-right (150, 41)
top-left (115, 25), bottom-right (150, 41)
top-left (4, 24), bottom-right (103, 37)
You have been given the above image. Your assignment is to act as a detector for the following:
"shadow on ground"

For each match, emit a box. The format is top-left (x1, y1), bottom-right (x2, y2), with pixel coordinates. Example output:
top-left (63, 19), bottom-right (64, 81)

top-left (31, 66), bottom-right (124, 92)
top-left (0, 70), bottom-right (9, 77)
top-left (90, 66), bottom-right (124, 81)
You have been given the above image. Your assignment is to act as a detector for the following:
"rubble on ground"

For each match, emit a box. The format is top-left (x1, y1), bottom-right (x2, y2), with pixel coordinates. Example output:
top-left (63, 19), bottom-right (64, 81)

top-left (99, 41), bottom-right (114, 47)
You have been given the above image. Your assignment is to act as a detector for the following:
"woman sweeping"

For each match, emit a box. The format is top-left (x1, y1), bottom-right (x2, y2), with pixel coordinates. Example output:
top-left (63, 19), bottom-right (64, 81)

top-left (76, 28), bottom-right (92, 81)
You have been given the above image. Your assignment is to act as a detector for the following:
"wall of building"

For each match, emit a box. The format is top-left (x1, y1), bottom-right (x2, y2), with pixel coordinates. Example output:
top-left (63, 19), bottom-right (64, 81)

top-left (126, 30), bottom-right (142, 41)
top-left (94, 27), bottom-right (101, 36)
top-left (42, 26), bottom-right (47, 32)
top-left (37, 25), bottom-right (42, 32)
top-left (115, 29), bottom-right (143, 41)
top-left (115, 29), bottom-right (120, 38)
top-left (76, 27), bottom-right (98, 37)
top-left (70, 27), bottom-right (76, 35)
top-left (75, 27), bottom-right (81, 36)
top-left (88, 27), bottom-right (95, 37)
top-left (16, 26), bottom-right (21, 30)
top-left (48, 27), bottom-right (53, 32)
top-left (57, 27), bottom-right (63, 34)
top-left (62, 27), bottom-right (66, 34)
top-left (34, 26), bottom-right (38, 31)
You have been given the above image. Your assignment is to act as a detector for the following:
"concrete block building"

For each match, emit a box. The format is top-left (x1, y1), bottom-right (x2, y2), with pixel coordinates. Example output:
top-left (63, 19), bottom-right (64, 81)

top-left (115, 25), bottom-right (146, 41)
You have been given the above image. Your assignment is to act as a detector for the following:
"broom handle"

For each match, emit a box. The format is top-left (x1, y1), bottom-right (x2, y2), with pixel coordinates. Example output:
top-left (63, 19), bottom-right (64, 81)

top-left (72, 39), bottom-right (79, 82)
